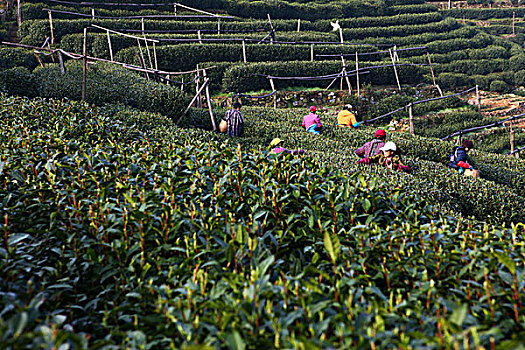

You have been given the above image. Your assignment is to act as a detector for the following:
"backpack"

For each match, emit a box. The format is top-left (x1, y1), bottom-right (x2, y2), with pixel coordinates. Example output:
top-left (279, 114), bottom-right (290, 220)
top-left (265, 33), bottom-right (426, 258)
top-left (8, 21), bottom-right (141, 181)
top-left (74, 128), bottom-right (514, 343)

top-left (448, 147), bottom-right (459, 164)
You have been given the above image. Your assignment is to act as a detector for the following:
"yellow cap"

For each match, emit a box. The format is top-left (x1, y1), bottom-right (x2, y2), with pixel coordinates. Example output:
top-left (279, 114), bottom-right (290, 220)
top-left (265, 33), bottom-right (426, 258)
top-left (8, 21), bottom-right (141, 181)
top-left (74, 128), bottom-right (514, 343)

top-left (270, 138), bottom-right (283, 147)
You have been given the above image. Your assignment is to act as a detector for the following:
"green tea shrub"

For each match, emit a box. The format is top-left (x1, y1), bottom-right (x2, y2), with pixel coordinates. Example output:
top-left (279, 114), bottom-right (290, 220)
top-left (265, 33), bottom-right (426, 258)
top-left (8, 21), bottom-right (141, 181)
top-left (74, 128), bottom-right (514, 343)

top-left (489, 79), bottom-right (512, 93)
top-left (0, 48), bottom-right (39, 71)
top-left (0, 66), bottom-right (37, 97)
top-left (30, 62), bottom-right (186, 120)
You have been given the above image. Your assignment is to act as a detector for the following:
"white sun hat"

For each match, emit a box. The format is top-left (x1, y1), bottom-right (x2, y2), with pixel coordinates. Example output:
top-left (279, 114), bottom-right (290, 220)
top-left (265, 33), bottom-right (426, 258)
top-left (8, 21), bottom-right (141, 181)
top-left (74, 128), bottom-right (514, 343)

top-left (380, 141), bottom-right (397, 152)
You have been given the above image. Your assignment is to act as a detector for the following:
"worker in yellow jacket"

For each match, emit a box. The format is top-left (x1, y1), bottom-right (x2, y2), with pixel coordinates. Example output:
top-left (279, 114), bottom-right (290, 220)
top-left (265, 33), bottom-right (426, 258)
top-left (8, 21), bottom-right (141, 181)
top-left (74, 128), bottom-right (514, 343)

top-left (337, 104), bottom-right (359, 128)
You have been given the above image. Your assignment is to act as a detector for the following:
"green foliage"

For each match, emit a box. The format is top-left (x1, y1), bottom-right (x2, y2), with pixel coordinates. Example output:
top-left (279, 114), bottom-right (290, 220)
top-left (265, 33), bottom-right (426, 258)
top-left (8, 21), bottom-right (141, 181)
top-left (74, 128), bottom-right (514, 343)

top-left (0, 48), bottom-right (39, 71)
top-left (0, 95), bottom-right (524, 349)
top-left (0, 67), bottom-right (37, 97)
top-left (1, 62), bottom-right (186, 120)
top-left (490, 79), bottom-right (512, 93)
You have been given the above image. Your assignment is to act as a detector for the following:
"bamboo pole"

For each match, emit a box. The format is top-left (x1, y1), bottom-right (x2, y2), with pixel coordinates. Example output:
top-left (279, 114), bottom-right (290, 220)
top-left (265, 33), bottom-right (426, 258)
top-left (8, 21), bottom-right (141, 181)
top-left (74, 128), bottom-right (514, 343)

top-left (141, 17), bottom-right (145, 36)
top-left (310, 44), bottom-right (314, 62)
top-left (408, 103), bottom-right (414, 135)
top-left (217, 18), bottom-right (220, 34)
top-left (267, 14), bottom-right (276, 43)
top-left (107, 30), bottom-right (113, 61)
top-left (177, 78), bottom-right (210, 125)
top-left (153, 42), bottom-right (158, 70)
top-left (144, 35), bottom-right (153, 69)
top-left (510, 123), bottom-right (515, 154)
top-left (297, 19), bottom-right (301, 32)
top-left (389, 48), bottom-right (401, 91)
top-left (448, 0), bottom-right (451, 9)
top-left (513, 11), bottom-right (516, 36)
top-left (174, 4), bottom-right (177, 15)
top-left (91, 8), bottom-right (95, 19)
top-left (34, 53), bottom-right (44, 68)
top-left (136, 39), bottom-right (149, 80)
top-left (58, 51), bottom-right (66, 75)
top-left (476, 85), bottom-right (481, 112)
top-left (202, 69), bottom-right (217, 131)
top-left (48, 10), bottom-right (55, 46)
top-left (269, 78), bottom-right (276, 109)
top-left (197, 30), bottom-right (202, 44)
top-left (242, 39), bottom-right (247, 63)
top-left (82, 28), bottom-right (88, 101)
top-left (341, 56), bottom-right (352, 94)
top-left (426, 51), bottom-right (440, 94)
top-left (339, 27), bottom-right (343, 44)
top-left (17, 0), bottom-right (21, 26)
top-left (355, 51), bottom-right (360, 97)
top-left (196, 64), bottom-right (201, 108)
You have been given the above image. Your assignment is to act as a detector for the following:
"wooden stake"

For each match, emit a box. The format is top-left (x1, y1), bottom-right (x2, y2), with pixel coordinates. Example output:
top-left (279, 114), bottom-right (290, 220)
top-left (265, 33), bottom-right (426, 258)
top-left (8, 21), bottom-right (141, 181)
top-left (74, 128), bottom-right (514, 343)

top-left (476, 85), bottom-right (481, 112)
top-left (198, 30), bottom-right (202, 44)
top-left (267, 14), bottom-right (276, 43)
top-left (17, 0), bottom-right (21, 26)
top-left (136, 39), bottom-right (148, 80)
top-left (203, 70), bottom-right (217, 131)
top-left (269, 78), bottom-right (276, 109)
top-left (297, 19), bottom-right (301, 32)
top-left (408, 103), bottom-right (414, 135)
top-left (217, 18), bottom-right (221, 35)
top-left (427, 51), bottom-right (438, 90)
top-left (34, 53), bottom-right (44, 68)
top-left (242, 40), bottom-right (247, 63)
top-left (196, 64), bottom-right (202, 108)
top-left (510, 123), bottom-right (515, 154)
top-left (48, 10), bottom-right (55, 47)
top-left (513, 11), bottom-right (516, 36)
top-left (342, 56), bottom-right (352, 94)
top-left (141, 17), bottom-right (145, 36)
top-left (153, 42), bottom-right (158, 70)
top-left (107, 30), bottom-right (113, 61)
top-left (144, 35), bottom-right (153, 69)
top-left (339, 27), bottom-right (344, 44)
top-left (58, 51), bottom-right (65, 75)
top-left (389, 48), bottom-right (401, 91)
top-left (310, 44), bottom-right (314, 62)
top-left (82, 28), bottom-right (88, 101)
top-left (356, 51), bottom-right (360, 97)
top-left (177, 79), bottom-right (210, 125)
top-left (91, 8), bottom-right (95, 19)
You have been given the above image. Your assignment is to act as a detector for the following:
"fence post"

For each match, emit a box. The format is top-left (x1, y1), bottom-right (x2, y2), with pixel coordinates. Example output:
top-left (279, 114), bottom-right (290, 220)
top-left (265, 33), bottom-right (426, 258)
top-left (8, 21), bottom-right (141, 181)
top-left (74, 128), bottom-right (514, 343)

top-left (355, 52), bottom-right (360, 98)
top-left (82, 28), bottom-right (88, 101)
top-left (389, 48), bottom-right (401, 91)
top-left (513, 11), bottom-right (516, 36)
top-left (269, 78), bottom-right (276, 109)
top-left (196, 64), bottom-right (202, 108)
top-left (476, 85), bottom-right (481, 112)
top-left (17, 0), bottom-right (21, 26)
top-left (48, 10), bottom-right (55, 46)
top-left (202, 70), bottom-right (217, 131)
top-left (408, 103), bottom-right (414, 135)
top-left (242, 39), bottom-right (247, 63)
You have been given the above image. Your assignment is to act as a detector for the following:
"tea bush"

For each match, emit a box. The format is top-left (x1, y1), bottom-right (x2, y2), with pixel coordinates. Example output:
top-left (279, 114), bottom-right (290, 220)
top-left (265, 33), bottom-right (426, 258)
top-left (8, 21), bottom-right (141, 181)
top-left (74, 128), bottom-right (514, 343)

top-left (0, 95), bottom-right (523, 349)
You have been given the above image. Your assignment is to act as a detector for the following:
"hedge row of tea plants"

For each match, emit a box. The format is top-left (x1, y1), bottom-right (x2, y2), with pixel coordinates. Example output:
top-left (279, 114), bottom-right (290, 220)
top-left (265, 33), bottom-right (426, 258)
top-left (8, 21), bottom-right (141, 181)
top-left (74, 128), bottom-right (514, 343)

top-left (0, 94), bottom-right (523, 349)
top-left (0, 62), bottom-right (186, 120)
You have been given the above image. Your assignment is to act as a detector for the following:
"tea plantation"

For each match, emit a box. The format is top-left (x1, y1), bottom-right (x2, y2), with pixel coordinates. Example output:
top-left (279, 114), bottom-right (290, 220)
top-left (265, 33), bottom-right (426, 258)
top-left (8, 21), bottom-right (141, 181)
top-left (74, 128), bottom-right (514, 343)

top-left (1, 0), bottom-right (525, 348)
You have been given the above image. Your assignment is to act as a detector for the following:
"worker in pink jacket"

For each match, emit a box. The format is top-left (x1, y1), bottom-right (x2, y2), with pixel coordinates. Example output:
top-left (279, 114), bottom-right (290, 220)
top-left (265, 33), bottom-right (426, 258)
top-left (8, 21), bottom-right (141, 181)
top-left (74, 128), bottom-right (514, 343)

top-left (302, 106), bottom-right (322, 135)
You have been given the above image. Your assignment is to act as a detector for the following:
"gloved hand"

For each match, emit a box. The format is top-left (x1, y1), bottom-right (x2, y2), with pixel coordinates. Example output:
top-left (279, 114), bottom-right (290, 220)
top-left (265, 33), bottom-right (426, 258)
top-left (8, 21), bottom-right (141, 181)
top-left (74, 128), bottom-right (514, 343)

top-left (358, 158), bottom-right (370, 164)
top-left (352, 122), bottom-right (360, 128)
top-left (458, 167), bottom-right (464, 174)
